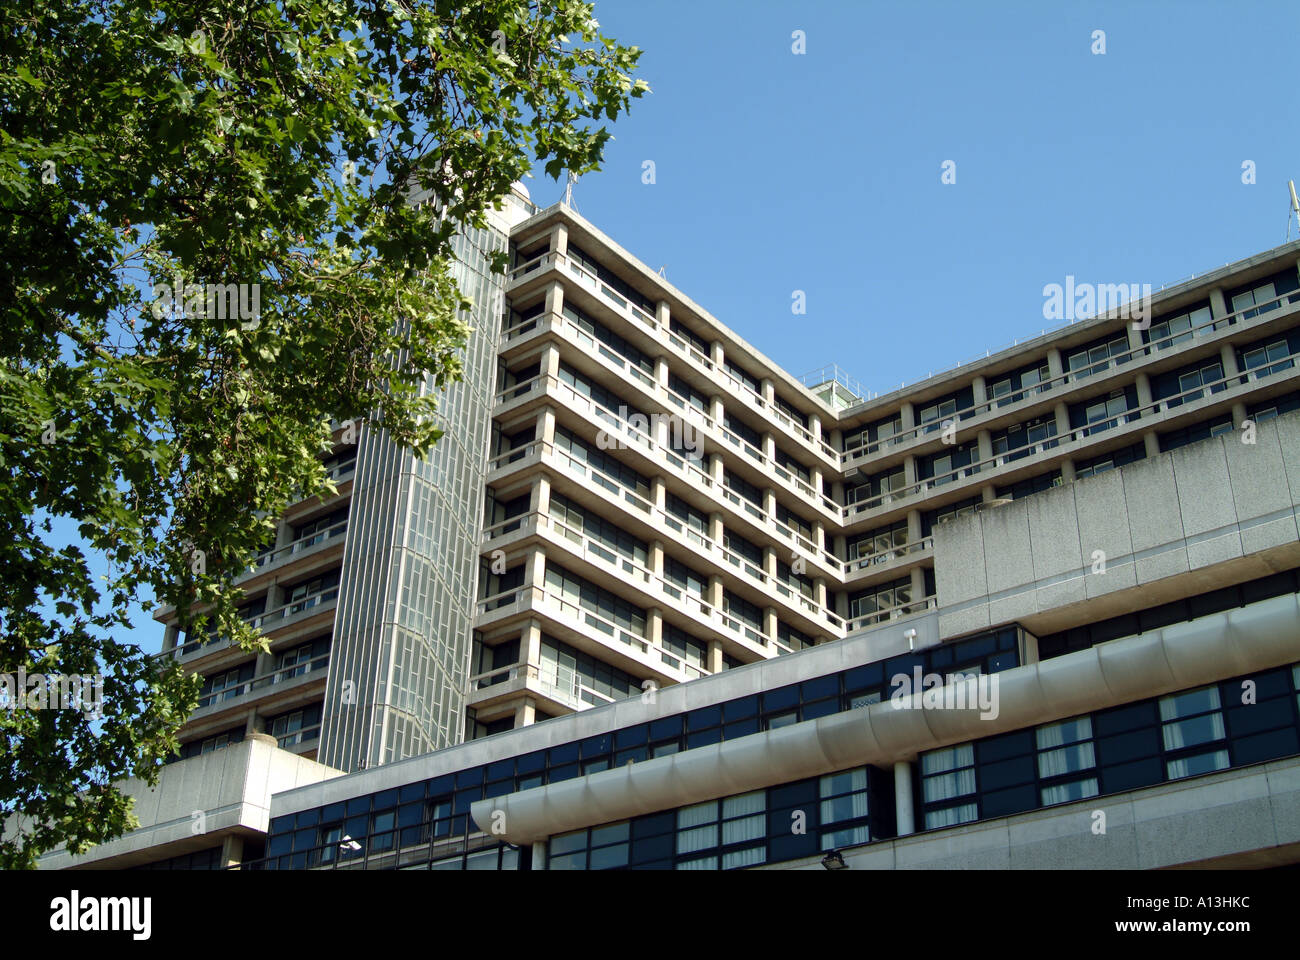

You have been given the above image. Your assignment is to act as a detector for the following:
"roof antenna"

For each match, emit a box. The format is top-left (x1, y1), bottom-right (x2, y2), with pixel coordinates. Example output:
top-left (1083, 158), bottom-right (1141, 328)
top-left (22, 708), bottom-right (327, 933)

top-left (564, 170), bottom-right (578, 212)
top-left (1288, 180), bottom-right (1300, 242)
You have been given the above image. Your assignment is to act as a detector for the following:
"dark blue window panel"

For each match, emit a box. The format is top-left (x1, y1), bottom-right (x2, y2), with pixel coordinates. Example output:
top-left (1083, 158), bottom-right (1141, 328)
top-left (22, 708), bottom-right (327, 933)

top-left (1097, 729), bottom-right (1160, 765)
top-left (345, 796), bottom-right (370, 816)
top-left (724, 718), bottom-right (759, 739)
top-left (763, 685), bottom-right (799, 711)
top-left (266, 833), bottom-right (291, 857)
top-left (844, 662), bottom-right (884, 690)
top-left (344, 815), bottom-right (367, 837)
top-left (801, 698), bottom-right (839, 721)
top-left (629, 833), bottom-right (674, 864)
top-left (1233, 728), bottom-right (1299, 765)
top-left (801, 675), bottom-right (839, 701)
top-left (1095, 701), bottom-right (1158, 736)
top-left (1101, 757), bottom-right (1163, 794)
top-left (548, 742), bottom-right (579, 765)
top-left (397, 803), bottom-right (423, 827)
top-left (1225, 698), bottom-right (1295, 736)
top-left (486, 759), bottom-right (514, 781)
top-left (979, 755), bottom-right (1036, 792)
top-left (632, 812), bottom-right (675, 839)
top-left (687, 705), bottom-right (722, 730)
top-left (581, 734), bottom-right (612, 757)
top-left (548, 763), bottom-right (579, 783)
top-left (270, 814), bottom-right (294, 834)
top-left (398, 782), bottom-right (424, 803)
top-left (981, 783), bottom-right (1037, 819)
top-left (649, 716), bottom-right (683, 740)
top-left (977, 730), bottom-right (1034, 764)
top-left (373, 788), bottom-right (398, 810)
top-left (516, 752), bottom-right (545, 774)
top-left (484, 779), bottom-right (514, 799)
top-left (427, 775), bottom-right (454, 795)
top-left (615, 725), bottom-right (647, 748)
top-left (454, 768), bottom-right (484, 788)
top-left (321, 801), bottom-right (345, 823)
top-left (724, 696), bottom-right (758, 720)
top-left (615, 747), bottom-right (646, 766)
top-left (687, 727), bottom-right (723, 749)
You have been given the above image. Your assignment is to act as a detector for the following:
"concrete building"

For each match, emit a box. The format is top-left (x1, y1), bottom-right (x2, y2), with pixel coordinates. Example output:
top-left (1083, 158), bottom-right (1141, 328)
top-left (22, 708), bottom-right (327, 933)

top-left (39, 193), bottom-right (1300, 869)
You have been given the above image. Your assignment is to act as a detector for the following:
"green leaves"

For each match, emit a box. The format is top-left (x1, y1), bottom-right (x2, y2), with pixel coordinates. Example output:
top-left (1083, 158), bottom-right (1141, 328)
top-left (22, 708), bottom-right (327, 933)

top-left (0, 0), bottom-right (643, 868)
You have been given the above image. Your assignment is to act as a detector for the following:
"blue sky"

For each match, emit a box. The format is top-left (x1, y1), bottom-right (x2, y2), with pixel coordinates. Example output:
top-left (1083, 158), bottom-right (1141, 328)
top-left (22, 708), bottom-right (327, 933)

top-left (528, 0), bottom-right (1300, 395)
top-left (92, 0), bottom-right (1300, 656)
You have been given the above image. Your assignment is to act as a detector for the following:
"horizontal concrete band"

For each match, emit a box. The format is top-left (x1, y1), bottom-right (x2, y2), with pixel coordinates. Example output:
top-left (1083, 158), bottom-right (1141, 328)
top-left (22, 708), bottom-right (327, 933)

top-left (473, 592), bottom-right (1300, 845)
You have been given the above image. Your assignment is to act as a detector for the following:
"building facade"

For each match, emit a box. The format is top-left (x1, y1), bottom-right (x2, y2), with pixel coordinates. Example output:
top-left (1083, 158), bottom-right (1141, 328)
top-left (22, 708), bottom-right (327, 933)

top-left (44, 195), bottom-right (1300, 869)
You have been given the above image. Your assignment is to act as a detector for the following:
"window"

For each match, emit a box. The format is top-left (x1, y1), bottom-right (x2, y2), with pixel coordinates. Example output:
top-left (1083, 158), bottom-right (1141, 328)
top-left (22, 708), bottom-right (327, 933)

top-left (1066, 336), bottom-right (1129, 380)
top-left (849, 577), bottom-right (912, 624)
top-left (1240, 339), bottom-right (1293, 379)
top-left (1082, 391), bottom-right (1130, 436)
top-left (819, 769), bottom-right (870, 850)
top-left (920, 744), bottom-right (978, 828)
top-left (1148, 305), bottom-right (1210, 349)
top-left (1159, 686), bottom-right (1228, 780)
top-left (276, 643), bottom-right (314, 679)
top-left (1232, 281), bottom-right (1280, 320)
top-left (849, 520), bottom-right (908, 567)
top-left (1035, 716), bottom-right (1099, 806)
top-left (918, 398), bottom-right (957, 432)
top-left (1166, 360), bottom-right (1226, 407)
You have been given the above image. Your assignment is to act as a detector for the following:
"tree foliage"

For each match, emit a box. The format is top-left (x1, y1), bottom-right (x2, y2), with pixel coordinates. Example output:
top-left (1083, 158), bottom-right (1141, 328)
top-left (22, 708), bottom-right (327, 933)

top-left (0, 0), bottom-right (645, 868)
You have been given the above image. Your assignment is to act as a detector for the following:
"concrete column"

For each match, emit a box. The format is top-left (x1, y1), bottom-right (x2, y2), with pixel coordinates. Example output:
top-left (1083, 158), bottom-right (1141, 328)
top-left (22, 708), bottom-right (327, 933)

top-left (551, 222), bottom-right (569, 257)
top-left (909, 567), bottom-right (927, 608)
top-left (762, 433), bottom-right (776, 461)
top-left (531, 840), bottom-right (547, 871)
top-left (814, 577), bottom-right (828, 610)
top-left (760, 378), bottom-right (776, 405)
top-left (906, 509), bottom-right (923, 545)
top-left (1135, 371), bottom-right (1153, 410)
top-left (711, 341), bottom-right (725, 369)
top-left (1047, 347), bottom-right (1064, 380)
top-left (971, 375), bottom-right (987, 408)
top-left (809, 414), bottom-right (823, 445)
top-left (763, 546), bottom-right (777, 579)
top-left (763, 488), bottom-right (776, 518)
top-left (1209, 287), bottom-right (1229, 322)
top-left (810, 466), bottom-right (824, 498)
top-left (709, 396), bottom-right (725, 425)
top-left (220, 834), bottom-right (245, 869)
top-left (1126, 322), bottom-right (1146, 355)
top-left (976, 429), bottom-right (993, 466)
top-left (707, 576), bottom-right (724, 610)
top-left (981, 485), bottom-right (997, 503)
top-left (832, 533), bottom-right (847, 563)
top-left (544, 280), bottom-right (565, 319)
top-left (647, 608), bottom-right (663, 647)
top-left (1143, 432), bottom-right (1161, 459)
top-left (513, 698), bottom-right (536, 728)
top-left (1221, 342), bottom-right (1241, 379)
top-left (707, 640), bottom-right (724, 674)
top-left (827, 428), bottom-right (843, 452)
top-left (709, 512), bottom-right (725, 545)
top-left (903, 456), bottom-right (917, 489)
top-left (537, 407), bottom-right (557, 446)
top-left (1059, 459), bottom-right (1076, 482)
top-left (523, 619), bottom-right (543, 672)
top-left (763, 607), bottom-right (778, 642)
top-left (813, 520), bottom-right (826, 553)
top-left (649, 541), bottom-right (664, 577)
top-left (1053, 401), bottom-right (1071, 442)
top-left (1232, 402), bottom-right (1249, 428)
top-left (899, 402), bottom-right (916, 432)
top-left (273, 516), bottom-right (294, 550)
top-left (710, 453), bottom-right (725, 486)
top-left (539, 344), bottom-right (561, 381)
top-left (523, 548), bottom-right (547, 591)
top-left (529, 475), bottom-right (551, 517)
top-left (654, 356), bottom-right (670, 388)
top-left (656, 300), bottom-right (671, 335)
top-left (894, 760), bottom-right (916, 837)
top-left (651, 477), bottom-right (667, 512)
